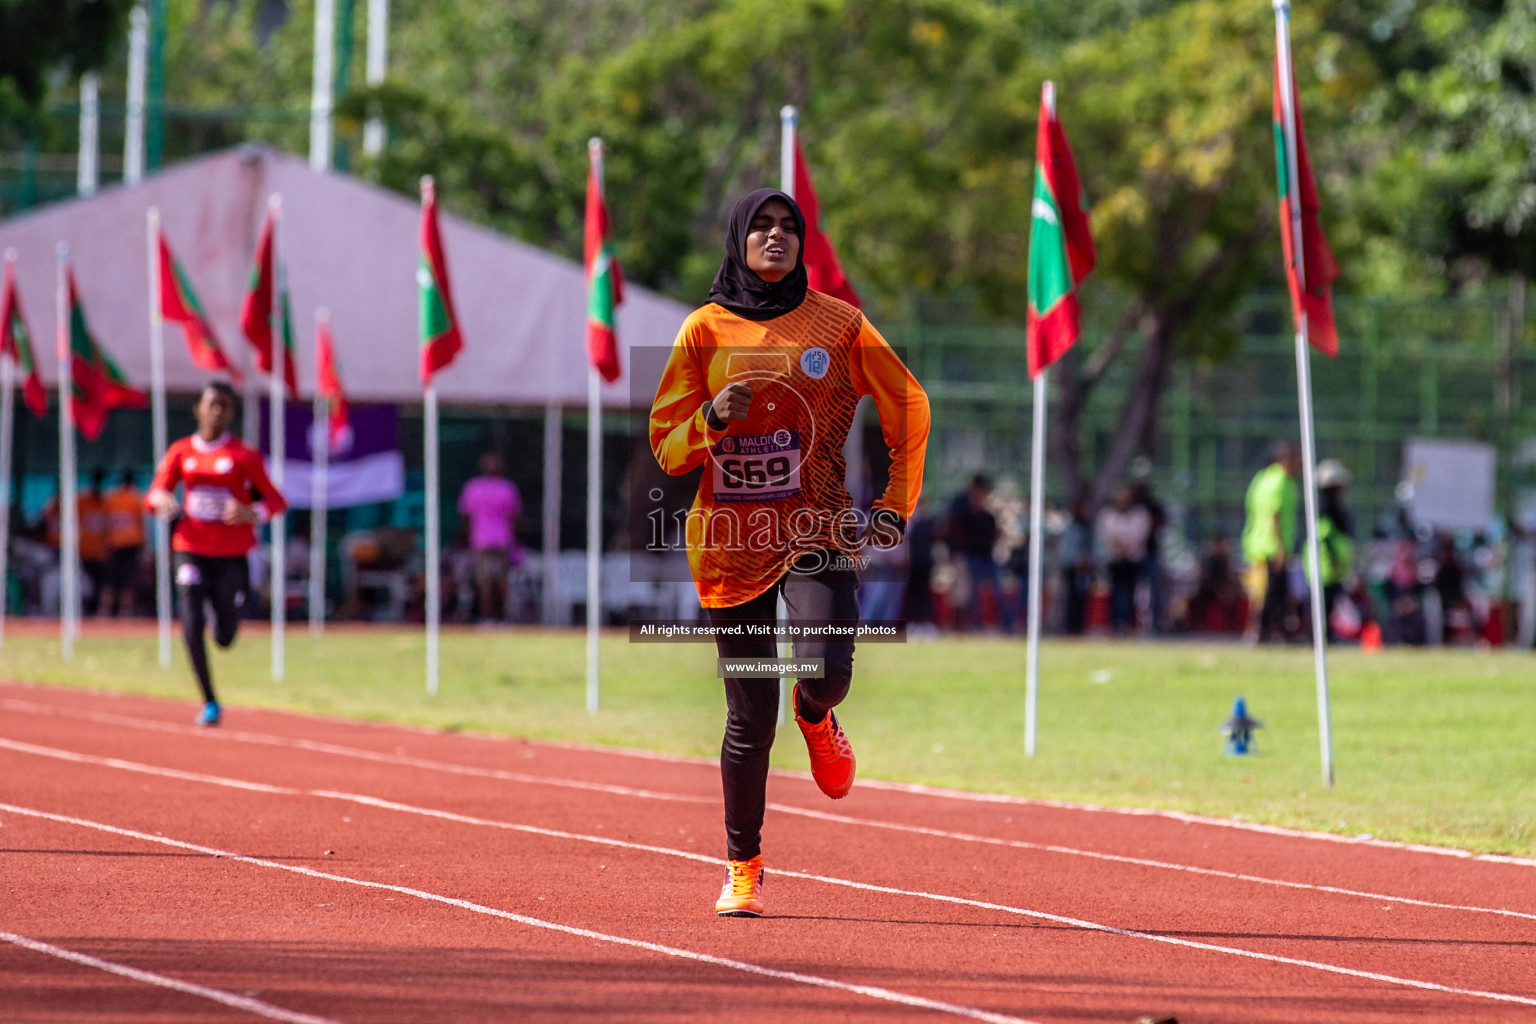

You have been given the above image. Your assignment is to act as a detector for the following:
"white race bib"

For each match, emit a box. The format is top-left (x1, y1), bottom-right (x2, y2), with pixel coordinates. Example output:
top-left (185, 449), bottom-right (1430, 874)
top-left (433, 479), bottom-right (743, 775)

top-left (711, 430), bottom-right (802, 503)
top-left (185, 486), bottom-right (232, 523)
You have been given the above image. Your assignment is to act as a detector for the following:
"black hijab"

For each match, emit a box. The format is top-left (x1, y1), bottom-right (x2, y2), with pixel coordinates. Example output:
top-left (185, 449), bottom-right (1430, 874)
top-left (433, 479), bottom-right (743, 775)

top-left (707, 187), bottom-right (808, 321)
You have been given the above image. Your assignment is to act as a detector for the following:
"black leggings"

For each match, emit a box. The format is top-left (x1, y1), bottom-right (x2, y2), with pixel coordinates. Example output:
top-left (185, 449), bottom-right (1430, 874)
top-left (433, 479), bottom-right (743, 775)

top-left (709, 553), bottom-right (858, 861)
top-left (175, 553), bottom-right (248, 705)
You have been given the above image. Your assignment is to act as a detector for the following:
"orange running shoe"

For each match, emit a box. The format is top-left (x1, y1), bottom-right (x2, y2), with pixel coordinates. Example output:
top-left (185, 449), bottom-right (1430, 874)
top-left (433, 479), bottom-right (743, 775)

top-left (715, 855), bottom-right (765, 917)
top-left (792, 683), bottom-right (856, 799)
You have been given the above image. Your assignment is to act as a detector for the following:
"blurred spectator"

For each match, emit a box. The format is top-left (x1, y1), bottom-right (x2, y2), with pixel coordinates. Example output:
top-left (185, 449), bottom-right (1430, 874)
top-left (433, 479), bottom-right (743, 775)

top-left (1188, 534), bottom-right (1244, 633)
top-left (1314, 459), bottom-right (1357, 643)
top-left (1433, 534), bottom-right (1475, 643)
top-left (1513, 521), bottom-right (1536, 650)
top-left (1097, 485), bottom-right (1151, 633)
top-left (78, 471), bottom-right (109, 616)
top-left (1131, 480), bottom-right (1168, 633)
top-left (948, 474), bottom-right (1005, 631)
top-left (1384, 538), bottom-right (1427, 645)
top-left (902, 503), bottom-right (939, 637)
top-left (39, 495), bottom-right (61, 550)
top-left (457, 452), bottom-right (522, 622)
top-left (1241, 444), bottom-right (1300, 643)
top-left (101, 470), bottom-right (145, 617)
top-left (859, 513), bottom-right (908, 626)
top-left (1058, 499), bottom-right (1096, 636)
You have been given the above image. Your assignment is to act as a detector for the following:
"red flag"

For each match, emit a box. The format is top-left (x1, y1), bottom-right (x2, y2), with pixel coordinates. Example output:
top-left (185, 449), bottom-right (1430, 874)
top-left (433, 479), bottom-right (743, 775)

top-left (157, 231), bottom-right (242, 383)
top-left (65, 269), bottom-right (147, 441)
top-left (1, 254), bottom-right (47, 417)
top-left (418, 178), bottom-right (464, 385)
top-left (315, 312), bottom-right (348, 448)
top-left (238, 206), bottom-right (300, 396)
top-left (792, 139), bottom-right (861, 308)
top-left (584, 152), bottom-right (624, 383)
top-left (1026, 85), bottom-right (1097, 378)
top-left (1273, 52), bottom-right (1339, 357)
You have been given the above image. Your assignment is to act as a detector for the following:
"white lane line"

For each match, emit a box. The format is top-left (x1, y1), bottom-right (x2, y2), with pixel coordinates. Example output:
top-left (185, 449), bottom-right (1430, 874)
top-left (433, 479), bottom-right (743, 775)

top-left (0, 930), bottom-right (340, 1024)
top-left (0, 802), bottom-right (1037, 1024)
top-left (0, 700), bottom-right (717, 805)
top-left (5, 742), bottom-right (1535, 1011)
top-left (4, 708), bottom-right (1532, 923)
top-left (765, 804), bottom-right (1536, 924)
top-left (7, 693), bottom-right (1535, 869)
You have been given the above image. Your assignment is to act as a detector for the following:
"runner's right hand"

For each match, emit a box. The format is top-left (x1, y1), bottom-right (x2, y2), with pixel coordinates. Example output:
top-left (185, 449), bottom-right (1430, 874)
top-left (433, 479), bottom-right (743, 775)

top-left (711, 381), bottom-right (755, 424)
top-left (148, 489), bottom-right (180, 518)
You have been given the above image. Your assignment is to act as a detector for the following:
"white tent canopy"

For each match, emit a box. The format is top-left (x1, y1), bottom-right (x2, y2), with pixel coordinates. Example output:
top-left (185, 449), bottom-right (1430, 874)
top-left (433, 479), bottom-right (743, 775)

top-left (0, 145), bottom-right (690, 406)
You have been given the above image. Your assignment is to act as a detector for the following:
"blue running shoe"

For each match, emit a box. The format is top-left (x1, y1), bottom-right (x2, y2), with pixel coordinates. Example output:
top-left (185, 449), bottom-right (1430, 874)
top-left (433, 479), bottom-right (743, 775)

top-left (197, 702), bottom-right (221, 727)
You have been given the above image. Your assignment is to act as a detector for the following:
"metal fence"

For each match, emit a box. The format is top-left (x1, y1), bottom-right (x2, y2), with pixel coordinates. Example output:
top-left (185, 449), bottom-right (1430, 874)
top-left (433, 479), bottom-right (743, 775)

top-left (887, 290), bottom-right (1536, 545)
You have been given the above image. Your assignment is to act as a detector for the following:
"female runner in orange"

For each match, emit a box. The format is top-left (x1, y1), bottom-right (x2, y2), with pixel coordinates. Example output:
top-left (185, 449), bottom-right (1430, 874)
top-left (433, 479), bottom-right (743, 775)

top-left (651, 188), bottom-right (930, 916)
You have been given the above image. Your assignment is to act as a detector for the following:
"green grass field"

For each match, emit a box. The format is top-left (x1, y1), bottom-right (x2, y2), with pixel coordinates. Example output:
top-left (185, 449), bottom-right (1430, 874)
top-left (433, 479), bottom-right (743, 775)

top-left (3, 624), bottom-right (1533, 858)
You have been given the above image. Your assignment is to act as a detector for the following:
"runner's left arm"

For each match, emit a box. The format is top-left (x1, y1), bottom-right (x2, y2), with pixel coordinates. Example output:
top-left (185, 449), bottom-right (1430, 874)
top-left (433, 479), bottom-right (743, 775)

top-left (240, 448), bottom-right (289, 521)
top-left (850, 317), bottom-right (930, 521)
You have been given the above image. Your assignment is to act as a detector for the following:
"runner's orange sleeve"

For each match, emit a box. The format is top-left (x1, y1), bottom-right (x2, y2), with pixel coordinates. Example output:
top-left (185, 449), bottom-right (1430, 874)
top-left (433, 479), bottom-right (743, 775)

top-left (650, 314), bottom-right (729, 475)
top-left (850, 319), bottom-right (930, 520)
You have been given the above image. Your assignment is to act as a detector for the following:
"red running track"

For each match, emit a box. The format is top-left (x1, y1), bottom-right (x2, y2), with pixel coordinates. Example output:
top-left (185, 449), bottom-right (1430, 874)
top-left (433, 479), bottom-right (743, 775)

top-left (1, 680), bottom-right (1533, 1024)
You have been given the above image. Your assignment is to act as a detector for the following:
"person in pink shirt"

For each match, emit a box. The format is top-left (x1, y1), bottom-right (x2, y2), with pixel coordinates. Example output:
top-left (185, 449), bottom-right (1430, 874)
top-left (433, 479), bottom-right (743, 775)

top-left (457, 453), bottom-right (522, 621)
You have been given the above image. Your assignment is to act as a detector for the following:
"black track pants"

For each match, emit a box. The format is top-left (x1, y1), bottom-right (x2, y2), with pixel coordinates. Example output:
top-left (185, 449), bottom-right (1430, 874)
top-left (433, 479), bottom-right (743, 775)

top-left (709, 552), bottom-right (858, 861)
top-left (175, 553), bottom-right (248, 705)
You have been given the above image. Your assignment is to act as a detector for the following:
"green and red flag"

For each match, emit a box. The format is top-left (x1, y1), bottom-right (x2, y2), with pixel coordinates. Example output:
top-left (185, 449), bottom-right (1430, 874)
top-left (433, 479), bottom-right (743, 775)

top-left (1026, 82), bottom-right (1096, 379)
top-left (584, 148), bottom-right (623, 383)
top-left (1, 253), bottom-right (47, 417)
top-left (315, 311), bottom-right (348, 448)
top-left (792, 137), bottom-right (860, 308)
top-left (238, 206), bottom-right (299, 396)
top-left (65, 268), bottom-right (147, 440)
top-left (418, 177), bottom-right (464, 385)
top-left (157, 230), bottom-right (242, 382)
top-left (1273, 48), bottom-right (1339, 357)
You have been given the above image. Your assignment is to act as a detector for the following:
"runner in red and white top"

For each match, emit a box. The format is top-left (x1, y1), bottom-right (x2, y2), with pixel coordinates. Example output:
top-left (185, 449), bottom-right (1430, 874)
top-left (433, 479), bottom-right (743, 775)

top-left (146, 382), bottom-right (287, 725)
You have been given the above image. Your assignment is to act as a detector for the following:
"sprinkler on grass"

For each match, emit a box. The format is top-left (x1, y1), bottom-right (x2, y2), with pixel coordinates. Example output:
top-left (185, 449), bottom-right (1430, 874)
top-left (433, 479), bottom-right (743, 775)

top-left (1222, 696), bottom-right (1262, 756)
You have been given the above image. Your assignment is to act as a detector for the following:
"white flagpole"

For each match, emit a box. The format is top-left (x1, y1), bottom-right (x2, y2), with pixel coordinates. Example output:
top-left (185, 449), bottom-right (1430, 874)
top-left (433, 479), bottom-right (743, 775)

top-left (268, 196), bottom-right (286, 681)
top-left (1024, 370), bottom-right (1047, 756)
top-left (541, 399), bottom-right (562, 625)
top-left (1023, 82), bottom-right (1058, 757)
top-left (146, 210), bottom-right (172, 667)
top-left (309, 0), bottom-right (335, 172)
top-left (777, 106), bottom-right (796, 726)
top-left (425, 383), bottom-right (440, 695)
top-left (77, 74), bottom-right (100, 197)
top-left (57, 244), bottom-right (79, 660)
top-left (363, 0), bottom-right (390, 157)
top-left (421, 176), bottom-right (442, 697)
top-left (309, 308), bottom-right (329, 635)
top-left (586, 138), bottom-right (604, 715)
top-left (1274, 0), bottom-right (1334, 788)
top-left (0, 251), bottom-right (15, 650)
top-left (124, 6), bottom-right (148, 186)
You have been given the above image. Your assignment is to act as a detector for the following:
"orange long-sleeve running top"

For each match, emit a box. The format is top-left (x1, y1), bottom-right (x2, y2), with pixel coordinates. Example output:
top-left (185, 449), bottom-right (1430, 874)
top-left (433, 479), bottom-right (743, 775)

top-left (649, 290), bottom-right (930, 609)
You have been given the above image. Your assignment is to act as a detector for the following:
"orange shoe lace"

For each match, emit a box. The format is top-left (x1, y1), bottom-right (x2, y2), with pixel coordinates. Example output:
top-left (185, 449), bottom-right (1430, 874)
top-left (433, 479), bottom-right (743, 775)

top-left (725, 857), bottom-right (762, 898)
top-left (804, 713), bottom-right (850, 762)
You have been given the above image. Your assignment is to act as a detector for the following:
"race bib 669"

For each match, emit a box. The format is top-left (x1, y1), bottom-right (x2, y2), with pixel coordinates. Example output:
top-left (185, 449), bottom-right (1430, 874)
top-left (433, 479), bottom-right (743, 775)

top-left (711, 430), bottom-right (802, 503)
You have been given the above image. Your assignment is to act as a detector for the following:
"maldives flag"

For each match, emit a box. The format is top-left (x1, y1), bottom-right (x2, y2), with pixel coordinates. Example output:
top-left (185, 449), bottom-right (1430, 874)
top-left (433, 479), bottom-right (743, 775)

top-left (157, 231), bottom-right (242, 382)
top-left (65, 269), bottom-right (147, 441)
top-left (238, 206), bottom-right (299, 396)
top-left (1026, 83), bottom-right (1096, 379)
top-left (1, 254), bottom-right (47, 417)
top-left (418, 177), bottom-right (464, 385)
top-left (1273, 50), bottom-right (1339, 357)
top-left (315, 312), bottom-right (349, 447)
top-left (792, 138), bottom-right (860, 308)
top-left (584, 153), bottom-right (623, 383)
